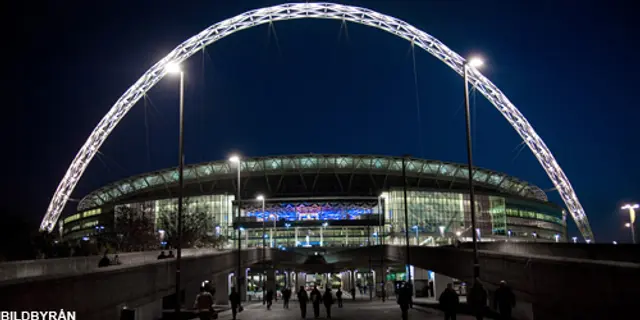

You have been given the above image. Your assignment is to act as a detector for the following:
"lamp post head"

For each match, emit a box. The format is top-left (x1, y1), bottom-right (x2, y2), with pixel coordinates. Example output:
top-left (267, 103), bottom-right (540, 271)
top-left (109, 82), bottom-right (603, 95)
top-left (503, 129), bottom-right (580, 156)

top-left (165, 62), bottom-right (182, 74)
top-left (622, 204), bottom-right (639, 210)
top-left (625, 222), bottom-right (631, 227)
top-left (468, 57), bottom-right (484, 68)
top-left (256, 195), bottom-right (264, 201)
top-left (228, 155), bottom-right (240, 163)
top-left (379, 193), bottom-right (388, 199)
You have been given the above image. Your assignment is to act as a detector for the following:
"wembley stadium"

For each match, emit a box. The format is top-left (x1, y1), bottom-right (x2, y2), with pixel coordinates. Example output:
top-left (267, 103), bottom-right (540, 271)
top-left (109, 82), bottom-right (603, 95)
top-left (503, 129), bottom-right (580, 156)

top-left (60, 154), bottom-right (567, 245)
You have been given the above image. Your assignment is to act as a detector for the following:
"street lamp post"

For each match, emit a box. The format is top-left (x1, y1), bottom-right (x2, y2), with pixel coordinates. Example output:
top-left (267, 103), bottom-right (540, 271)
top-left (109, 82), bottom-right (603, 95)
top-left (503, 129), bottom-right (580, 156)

top-left (229, 155), bottom-right (242, 300)
top-left (401, 156), bottom-right (412, 290)
top-left (622, 204), bottom-right (638, 244)
top-left (166, 63), bottom-right (185, 315)
top-left (378, 193), bottom-right (386, 302)
top-left (257, 195), bottom-right (265, 292)
top-left (269, 214), bottom-right (277, 248)
top-left (463, 57), bottom-right (484, 280)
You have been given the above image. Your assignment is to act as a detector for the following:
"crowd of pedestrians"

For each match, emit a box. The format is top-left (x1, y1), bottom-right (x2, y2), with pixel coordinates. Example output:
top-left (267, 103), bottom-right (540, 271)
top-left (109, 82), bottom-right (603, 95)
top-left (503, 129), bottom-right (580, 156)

top-left (191, 276), bottom-right (517, 320)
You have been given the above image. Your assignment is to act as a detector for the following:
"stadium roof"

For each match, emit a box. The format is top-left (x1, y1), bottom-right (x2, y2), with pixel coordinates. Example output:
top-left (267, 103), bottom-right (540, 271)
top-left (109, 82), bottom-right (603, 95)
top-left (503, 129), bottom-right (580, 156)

top-left (77, 154), bottom-right (548, 211)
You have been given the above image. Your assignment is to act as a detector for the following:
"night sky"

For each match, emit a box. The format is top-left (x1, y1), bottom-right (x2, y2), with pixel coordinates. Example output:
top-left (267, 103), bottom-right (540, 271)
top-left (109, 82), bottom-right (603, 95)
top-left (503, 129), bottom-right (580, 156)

top-left (4, 0), bottom-right (638, 243)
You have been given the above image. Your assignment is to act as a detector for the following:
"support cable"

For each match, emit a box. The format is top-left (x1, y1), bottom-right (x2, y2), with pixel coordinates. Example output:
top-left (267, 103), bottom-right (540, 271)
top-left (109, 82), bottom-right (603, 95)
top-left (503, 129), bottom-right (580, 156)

top-left (143, 95), bottom-right (151, 167)
top-left (410, 42), bottom-right (425, 158)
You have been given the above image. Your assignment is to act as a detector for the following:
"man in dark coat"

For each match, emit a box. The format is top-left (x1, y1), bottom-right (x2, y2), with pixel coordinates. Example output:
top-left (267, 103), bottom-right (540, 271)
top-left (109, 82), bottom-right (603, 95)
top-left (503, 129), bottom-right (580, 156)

top-left (282, 287), bottom-right (292, 309)
top-left (468, 280), bottom-right (488, 320)
top-left (439, 283), bottom-right (459, 320)
top-left (229, 287), bottom-right (241, 320)
top-left (266, 289), bottom-right (274, 310)
top-left (397, 284), bottom-right (411, 320)
top-left (297, 286), bottom-right (309, 318)
top-left (323, 288), bottom-right (334, 318)
top-left (335, 287), bottom-right (343, 307)
top-left (494, 281), bottom-right (516, 320)
top-left (310, 286), bottom-right (322, 318)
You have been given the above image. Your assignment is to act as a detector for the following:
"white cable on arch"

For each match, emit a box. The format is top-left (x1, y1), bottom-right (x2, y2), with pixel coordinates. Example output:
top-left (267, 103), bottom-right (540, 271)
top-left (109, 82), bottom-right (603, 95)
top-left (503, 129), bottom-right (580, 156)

top-left (40, 2), bottom-right (594, 241)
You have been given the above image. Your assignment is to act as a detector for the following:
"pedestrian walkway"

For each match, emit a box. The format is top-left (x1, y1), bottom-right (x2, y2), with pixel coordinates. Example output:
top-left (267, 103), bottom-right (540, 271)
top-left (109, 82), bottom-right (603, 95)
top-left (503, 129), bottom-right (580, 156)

top-left (214, 299), bottom-right (475, 320)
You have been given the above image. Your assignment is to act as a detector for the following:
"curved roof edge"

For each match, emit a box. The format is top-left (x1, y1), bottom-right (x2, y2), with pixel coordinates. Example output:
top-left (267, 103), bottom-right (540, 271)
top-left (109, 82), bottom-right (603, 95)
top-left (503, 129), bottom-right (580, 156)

top-left (77, 154), bottom-right (548, 211)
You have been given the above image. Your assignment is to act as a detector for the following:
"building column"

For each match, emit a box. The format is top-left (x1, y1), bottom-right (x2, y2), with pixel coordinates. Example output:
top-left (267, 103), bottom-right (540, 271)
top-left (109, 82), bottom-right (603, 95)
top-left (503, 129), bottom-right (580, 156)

top-left (215, 273), bottom-right (230, 305)
top-left (433, 273), bottom-right (453, 299)
top-left (295, 227), bottom-right (299, 246)
top-left (266, 268), bottom-right (276, 293)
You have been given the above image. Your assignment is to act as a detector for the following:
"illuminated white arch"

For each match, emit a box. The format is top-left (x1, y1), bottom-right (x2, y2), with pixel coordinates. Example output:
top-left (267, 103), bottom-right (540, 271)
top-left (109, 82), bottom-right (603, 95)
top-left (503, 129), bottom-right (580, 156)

top-left (40, 2), bottom-right (594, 240)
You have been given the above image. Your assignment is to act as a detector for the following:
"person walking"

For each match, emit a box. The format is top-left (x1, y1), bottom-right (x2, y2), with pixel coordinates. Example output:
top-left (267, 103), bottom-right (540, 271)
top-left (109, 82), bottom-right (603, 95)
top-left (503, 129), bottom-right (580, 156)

top-left (266, 288), bottom-right (274, 310)
top-left (282, 287), bottom-right (291, 309)
top-left (323, 288), bottom-right (334, 318)
top-left (194, 286), bottom-right (215, 320)
top-left (310, 286), bottom-right (322, 318)
top-left (439, 283), bottom-right (459, 320)
top-left (335, 287), bottom-right (343, 308)
top-left (297, 286), bottom-right (309, 319)
top-left (397, 284), bottom-right (411, 320)
top-left (468, 279), bottom-right (488, 320)
top-left (229, 287), bottom-right (241, 320)
top-left (494, 281), bottom-right (516, 320)
top-left (350, 287), bottom-right (356, 301)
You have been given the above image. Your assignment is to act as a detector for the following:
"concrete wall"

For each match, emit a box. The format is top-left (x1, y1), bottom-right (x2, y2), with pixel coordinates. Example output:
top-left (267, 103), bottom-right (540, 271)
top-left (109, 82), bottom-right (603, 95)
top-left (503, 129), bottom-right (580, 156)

top-left (0, 248), bottom-right (221, 281)
top-left (461, 242), bottom-right (640, 263)
top-left (0, 249), bottom-right (276, 319)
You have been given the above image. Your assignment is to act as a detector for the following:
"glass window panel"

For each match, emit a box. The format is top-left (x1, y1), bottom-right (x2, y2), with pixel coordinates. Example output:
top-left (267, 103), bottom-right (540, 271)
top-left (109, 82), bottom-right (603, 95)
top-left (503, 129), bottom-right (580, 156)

top-left (120, 182), bottom-right (133, 194)
top-left (133, 178), bottom-right (148, 190)
top-left (196, 165), bottom-right (212, 177)
top-left (282, 158), bottom-right (296, 169)
top-left (372, 158), bottom-right (384, 169)
top-left (355, 158), bottom-right (370, 169)
top-left (146, 175), bottom-right (163, 186)
top-left (267, 159), bottom-right (281, 170)
top-left (162, 171), bottom-right (176, 183)
top-left (439, 164), bottom-right (456, 176)
top-left (473, 171), bottom-right (488, 183)
top-left (488, 174), bottom-right (503, 185)
top-left (455, 168), bottom-right (468, 178)
top-left (183, 168), bottom-right (197, 179)
top-left (389, 160), bottom-right (402, 171)
top-left (108, 188), bottom-right (121, 198)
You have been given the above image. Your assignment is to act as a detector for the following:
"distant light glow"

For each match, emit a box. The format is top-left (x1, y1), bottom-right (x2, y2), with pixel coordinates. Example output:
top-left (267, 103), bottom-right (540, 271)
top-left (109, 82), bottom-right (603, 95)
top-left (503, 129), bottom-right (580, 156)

top-left (82, 236), bottom-right (89, 241)
top-left (165, 62), bottom-right (182, 74)
top-left (625, 223), bottom-right (631, 227)
top-left (621, 204), bottom-right (639, 210)
top-left (468, 57), bottom-right (484, 68)
top-left (572, 236), bottom-right (578, 243)
top-left (256, 195), bottom-right (264, 201)
top-left (229, 155), bottom-right (240, 163)
top-left (455, 231), bottom-right (461, 237)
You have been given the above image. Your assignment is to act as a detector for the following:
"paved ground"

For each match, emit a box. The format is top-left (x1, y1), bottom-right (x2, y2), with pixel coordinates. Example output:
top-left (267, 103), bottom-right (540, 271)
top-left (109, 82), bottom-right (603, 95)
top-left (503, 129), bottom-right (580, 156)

top-left (215, 299), bottom-right (475, 320)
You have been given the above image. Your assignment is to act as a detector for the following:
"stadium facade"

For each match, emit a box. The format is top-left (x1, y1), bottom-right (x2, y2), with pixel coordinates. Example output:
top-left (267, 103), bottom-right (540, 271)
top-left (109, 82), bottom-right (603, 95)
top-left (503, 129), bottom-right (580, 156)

top-left (60, 154), bottom-right (567, 246)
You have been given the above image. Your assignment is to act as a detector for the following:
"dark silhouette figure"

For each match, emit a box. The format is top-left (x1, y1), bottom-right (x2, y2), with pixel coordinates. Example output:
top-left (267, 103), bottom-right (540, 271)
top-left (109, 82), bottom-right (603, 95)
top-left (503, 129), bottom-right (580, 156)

top-left (439, 283), bottom-right (459, 320)
top-left (406, 282), bottom-right (414, 308)
top-left (494, 281), bottom-right (516, 320)
top-left (263, 285), bottom-right (267, 305)
top-left (310, 286), bottom-right (322, 318)
top-left (112, 254), bottom-right (121, 265)
top-left (157, 251), bottom-right (166, 259)
top-left (282, 287), bottom-right (292, 309)
top-left (167, 250), bottom-right (175, 258)
top-left (297, 286), bottom-right (309, 319)
top-left (194, 286), bottom-right (214, 320)
top-left (468, 280), bottom-right (488, 320)
top-left (397, 284), bottom-right (411, 320)
top-left (335, 288), bottom-right (343, 307)
top-left (323, 288), bottom-right (334, 318)
top-left (98, 253), bottom-right (110, 267)
top-left (266, 289), bottom-right (274, 310)
top-left (350, 287), bottom-right (356, 301)
top-left (229, 287), bottom-right (241, 320)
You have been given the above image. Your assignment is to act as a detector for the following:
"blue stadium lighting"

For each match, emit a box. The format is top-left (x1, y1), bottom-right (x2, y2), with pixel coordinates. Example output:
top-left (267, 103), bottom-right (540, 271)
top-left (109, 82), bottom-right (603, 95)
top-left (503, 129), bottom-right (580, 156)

top-left (82, 237), bottom-right (89, 241)
top-left (239, 227), bottom-right (245, 231)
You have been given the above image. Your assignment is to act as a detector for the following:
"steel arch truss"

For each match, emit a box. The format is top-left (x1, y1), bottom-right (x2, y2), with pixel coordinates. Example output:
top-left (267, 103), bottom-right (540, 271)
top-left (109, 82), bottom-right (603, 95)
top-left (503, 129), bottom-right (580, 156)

top-left (40, 2), bottom-right (594, 240)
